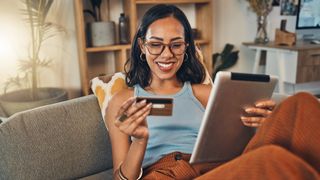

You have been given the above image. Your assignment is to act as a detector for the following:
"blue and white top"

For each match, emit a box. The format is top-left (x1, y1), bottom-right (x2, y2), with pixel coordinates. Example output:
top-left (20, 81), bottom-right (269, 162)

top-left (134, 82), bottom-right (205, 168)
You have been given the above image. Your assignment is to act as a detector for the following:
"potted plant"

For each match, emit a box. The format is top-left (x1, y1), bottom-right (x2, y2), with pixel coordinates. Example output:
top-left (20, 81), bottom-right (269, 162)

top-left (0, 0), bottom-right (68, 117)
top-left (84, 0), bottom-right (115, 47)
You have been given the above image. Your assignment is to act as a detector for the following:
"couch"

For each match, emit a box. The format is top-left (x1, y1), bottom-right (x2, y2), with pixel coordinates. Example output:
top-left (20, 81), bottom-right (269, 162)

top-left (0, 95), bottom-right (113, 179)
top-left (0, 93), bottom-right (288, 179)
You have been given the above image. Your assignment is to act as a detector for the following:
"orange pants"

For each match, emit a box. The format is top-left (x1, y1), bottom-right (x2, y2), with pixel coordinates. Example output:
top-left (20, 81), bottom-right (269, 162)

top-left (143, 92), bottom-right (320, 179)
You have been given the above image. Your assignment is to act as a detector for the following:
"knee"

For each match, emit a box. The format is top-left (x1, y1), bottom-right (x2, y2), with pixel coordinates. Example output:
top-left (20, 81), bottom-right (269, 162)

top-left (293, 92), bottom-right (317, 101)
top-left (282, 92), bottom-right (318, 107)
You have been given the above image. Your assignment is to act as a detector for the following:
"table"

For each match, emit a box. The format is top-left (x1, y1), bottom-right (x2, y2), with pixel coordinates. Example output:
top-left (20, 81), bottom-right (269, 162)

top-left (243, 41), bottom-right (320, 94)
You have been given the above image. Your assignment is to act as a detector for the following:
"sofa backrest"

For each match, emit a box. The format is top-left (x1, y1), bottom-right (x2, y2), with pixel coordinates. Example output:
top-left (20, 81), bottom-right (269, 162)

top-left (0, 95), bottom-right (113, 179)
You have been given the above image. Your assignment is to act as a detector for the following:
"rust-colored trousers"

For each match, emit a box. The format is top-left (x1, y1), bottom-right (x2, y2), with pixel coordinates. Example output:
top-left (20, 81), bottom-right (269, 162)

top-left (142, 92), bottom-right (320, 179)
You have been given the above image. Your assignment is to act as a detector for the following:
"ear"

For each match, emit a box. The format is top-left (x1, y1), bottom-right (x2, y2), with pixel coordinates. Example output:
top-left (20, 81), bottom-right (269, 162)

top-left (138, 38), bottom-right (146, 54)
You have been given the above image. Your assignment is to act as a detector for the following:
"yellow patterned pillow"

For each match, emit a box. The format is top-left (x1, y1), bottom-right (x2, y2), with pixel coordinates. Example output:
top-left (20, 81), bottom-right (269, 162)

top-left (91, 72), bottom-right (127, 129)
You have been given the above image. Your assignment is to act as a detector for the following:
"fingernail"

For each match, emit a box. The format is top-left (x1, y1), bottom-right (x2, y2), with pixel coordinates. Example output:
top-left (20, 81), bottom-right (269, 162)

top-left (255, 103), bottom-right (263, 107)
top-left (245, 108), bottom-right (252, 113)
top-left (140, 99), bottom-right (147, 104)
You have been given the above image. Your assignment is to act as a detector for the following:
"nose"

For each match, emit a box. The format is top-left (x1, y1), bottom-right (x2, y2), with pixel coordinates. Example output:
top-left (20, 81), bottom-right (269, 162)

top-left (161, 44), bottom-right (174, 58)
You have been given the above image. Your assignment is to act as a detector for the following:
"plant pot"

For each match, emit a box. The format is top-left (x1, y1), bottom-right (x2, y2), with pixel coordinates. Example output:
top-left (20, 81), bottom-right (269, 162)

top-left (88, 21), bottom-right (115, 47)
top-left (0, 88), bottom-right (68, 117)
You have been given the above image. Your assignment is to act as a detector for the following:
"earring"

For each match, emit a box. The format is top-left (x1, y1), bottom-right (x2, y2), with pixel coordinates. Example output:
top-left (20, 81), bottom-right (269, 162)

top-left (184, 53), bottom-right (189, 62)
top-left (140, 53), bottom-right (145, 61)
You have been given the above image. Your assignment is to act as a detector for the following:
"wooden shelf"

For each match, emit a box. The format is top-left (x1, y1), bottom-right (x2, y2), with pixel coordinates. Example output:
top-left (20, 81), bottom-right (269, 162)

top-left (194, 39), bottom-right (210, 45)
top-left (86, 44), bottom-right (131, 53)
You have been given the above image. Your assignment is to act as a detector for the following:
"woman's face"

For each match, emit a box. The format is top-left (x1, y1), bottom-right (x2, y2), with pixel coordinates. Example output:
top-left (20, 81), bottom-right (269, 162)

top-left (139, 17), bottom-right (186, 82)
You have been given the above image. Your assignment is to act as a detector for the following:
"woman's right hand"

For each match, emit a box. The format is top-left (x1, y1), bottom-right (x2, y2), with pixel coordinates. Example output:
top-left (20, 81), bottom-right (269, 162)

top-left (114, 97), bottom-right (152, 140)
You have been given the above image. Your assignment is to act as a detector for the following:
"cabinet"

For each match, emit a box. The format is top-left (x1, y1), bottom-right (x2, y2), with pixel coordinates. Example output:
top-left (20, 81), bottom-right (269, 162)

top-left (243, 41), bottom-right (320, 94)
top-left (74, 0), bottom-right (213, 95)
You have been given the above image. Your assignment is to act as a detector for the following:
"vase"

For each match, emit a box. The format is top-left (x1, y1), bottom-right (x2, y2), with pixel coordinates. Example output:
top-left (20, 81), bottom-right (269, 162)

top-left (255, 15), bottom-right (269, 44)
top-left (88, 21), bottom-right (115, 47)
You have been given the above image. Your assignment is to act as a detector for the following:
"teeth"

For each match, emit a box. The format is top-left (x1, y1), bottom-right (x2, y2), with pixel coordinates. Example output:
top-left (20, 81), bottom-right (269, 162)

top-left (157, 62), bottom-right (173, 68)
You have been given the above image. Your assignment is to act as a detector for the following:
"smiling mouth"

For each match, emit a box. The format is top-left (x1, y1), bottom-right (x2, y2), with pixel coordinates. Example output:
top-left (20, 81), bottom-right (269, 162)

top-left (157, 62), bottom-right (174, 68)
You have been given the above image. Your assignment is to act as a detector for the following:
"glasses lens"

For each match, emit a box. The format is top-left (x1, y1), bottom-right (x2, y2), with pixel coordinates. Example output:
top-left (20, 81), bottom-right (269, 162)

top-left (170, 42), bottom-right (186, 55)
top-left (145, 42), bottom-right (187, 55)
top-left (146, 42), bottom-right (164, 55)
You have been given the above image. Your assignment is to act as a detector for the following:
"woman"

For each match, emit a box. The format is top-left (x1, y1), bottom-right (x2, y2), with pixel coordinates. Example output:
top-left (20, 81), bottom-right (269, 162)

top-left (106, 4), bottom-right (320, 180)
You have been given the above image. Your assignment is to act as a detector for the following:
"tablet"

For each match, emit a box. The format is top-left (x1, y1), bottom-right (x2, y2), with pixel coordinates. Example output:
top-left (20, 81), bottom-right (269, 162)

top-left (189, 71), bottom-right (278, 164)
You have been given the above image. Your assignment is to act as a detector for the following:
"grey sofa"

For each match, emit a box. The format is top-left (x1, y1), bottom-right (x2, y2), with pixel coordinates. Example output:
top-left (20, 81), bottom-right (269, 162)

top-left (0, 93), bottom-right (288, 179)
top-left (0, 95), bottom-right (114, 180)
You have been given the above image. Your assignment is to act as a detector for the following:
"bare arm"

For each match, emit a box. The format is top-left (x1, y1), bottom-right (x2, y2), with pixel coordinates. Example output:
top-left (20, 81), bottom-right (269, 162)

top-left (106, 89), bottom-right (151, 179)
top-left (192, 83), bottom-right (212, 107)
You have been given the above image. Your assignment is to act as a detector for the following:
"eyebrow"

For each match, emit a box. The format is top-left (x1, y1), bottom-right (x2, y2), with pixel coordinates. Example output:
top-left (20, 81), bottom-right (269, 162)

top-left (149, 36), bottom-right (183, 41)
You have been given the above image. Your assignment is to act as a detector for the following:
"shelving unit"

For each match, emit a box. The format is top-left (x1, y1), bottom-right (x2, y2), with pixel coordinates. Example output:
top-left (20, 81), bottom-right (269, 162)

top-left (74, 0), bottom-right (213, 95)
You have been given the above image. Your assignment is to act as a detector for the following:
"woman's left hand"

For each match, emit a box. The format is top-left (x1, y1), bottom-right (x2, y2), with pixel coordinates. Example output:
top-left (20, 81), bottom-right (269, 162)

top-left (241, 99), bottom-right (276, 127)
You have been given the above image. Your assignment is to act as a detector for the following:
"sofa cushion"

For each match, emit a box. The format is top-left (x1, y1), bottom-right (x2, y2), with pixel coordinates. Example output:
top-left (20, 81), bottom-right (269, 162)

top-left (90, 72), bottom-right (127, 130)
top-left (0, 95), bottom-right (113, 179)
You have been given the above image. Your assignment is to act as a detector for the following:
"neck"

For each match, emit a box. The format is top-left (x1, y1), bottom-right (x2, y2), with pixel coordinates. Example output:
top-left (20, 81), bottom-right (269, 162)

top-left (146, 80), bottom-right (183, 95)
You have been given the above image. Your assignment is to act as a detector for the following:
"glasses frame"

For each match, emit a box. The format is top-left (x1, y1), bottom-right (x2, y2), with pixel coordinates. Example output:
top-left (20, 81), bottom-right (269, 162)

top-left (143, 41), bottom-right (189, 56)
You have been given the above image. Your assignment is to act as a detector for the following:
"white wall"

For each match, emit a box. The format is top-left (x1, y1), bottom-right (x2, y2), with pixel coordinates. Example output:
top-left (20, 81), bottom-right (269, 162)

top-left (213, 0), bottom-right (296, 73)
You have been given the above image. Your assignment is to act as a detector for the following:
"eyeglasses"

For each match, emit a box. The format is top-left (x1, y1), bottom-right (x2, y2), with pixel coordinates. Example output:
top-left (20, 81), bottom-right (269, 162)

top-left (144, 41), bottom-right (188, 56)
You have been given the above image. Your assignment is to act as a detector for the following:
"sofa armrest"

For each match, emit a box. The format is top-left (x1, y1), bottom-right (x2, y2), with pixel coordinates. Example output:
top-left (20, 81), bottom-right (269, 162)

top-left (0, 95), bottom-right (113, 179)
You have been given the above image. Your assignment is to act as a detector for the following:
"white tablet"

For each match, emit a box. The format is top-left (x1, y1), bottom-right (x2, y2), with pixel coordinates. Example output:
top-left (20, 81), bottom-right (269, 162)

top-left (189, 71), bottom-right (278, 164)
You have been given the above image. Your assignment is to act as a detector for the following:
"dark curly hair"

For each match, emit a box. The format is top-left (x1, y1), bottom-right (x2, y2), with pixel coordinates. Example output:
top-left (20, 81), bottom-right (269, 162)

top-left (125, 4), bottom-right (206, 88)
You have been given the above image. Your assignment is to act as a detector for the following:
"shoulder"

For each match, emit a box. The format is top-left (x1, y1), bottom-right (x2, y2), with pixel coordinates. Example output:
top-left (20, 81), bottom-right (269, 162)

top-left (191, 83), bottom-right (212, 107)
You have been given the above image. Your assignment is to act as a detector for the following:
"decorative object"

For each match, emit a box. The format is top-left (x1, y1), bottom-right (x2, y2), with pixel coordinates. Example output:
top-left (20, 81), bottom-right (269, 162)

top-left (280, 0), bottom-right (298, 16)
top-left (275, 19), bottom-right (296, 46)
top-left (118, 13), bottom-right (130, 44)
top-left (0, 0), bottom-right (68, 117)
top-left (246, 0), bottom-right (273, 44)
top-left (84, 0), bottom-right (115, 46)
top-left (275, 29), bottom-right (296, 46)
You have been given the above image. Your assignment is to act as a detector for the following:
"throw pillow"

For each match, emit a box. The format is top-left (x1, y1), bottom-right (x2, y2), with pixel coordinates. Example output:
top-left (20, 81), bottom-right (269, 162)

top-left (91, 72), bottom-right (127, 129)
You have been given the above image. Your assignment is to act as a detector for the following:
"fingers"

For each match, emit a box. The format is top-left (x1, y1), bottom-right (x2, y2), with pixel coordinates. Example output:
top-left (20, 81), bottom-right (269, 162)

top-left (241, 116), bottom-right (266, 127)
top-left (245, 107), bottom-right (272, 117)
top-left (126, 105), bottom-right (152, 138)
top-left (125, 103), bottom-right (151, 131)
top-left (241, 99), bottom-right (276, 128)
top-left (116, 97), bottom-right (146, 121)
top-left (116, 97), bottom-right (137, 119)
top-left (115, 99), bottom-right (152, 138)
top-left (255, 99), bottom-right (276, 110)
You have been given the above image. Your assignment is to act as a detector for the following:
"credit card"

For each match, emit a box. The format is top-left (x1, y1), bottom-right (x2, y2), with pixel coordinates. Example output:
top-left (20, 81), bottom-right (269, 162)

top-left (136, 97), bottom-right (173, 116)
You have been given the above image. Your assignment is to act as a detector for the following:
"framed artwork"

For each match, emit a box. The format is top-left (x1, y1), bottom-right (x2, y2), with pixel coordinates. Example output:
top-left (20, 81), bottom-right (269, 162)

top-left (281, 0), bottom-right (299, 15)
